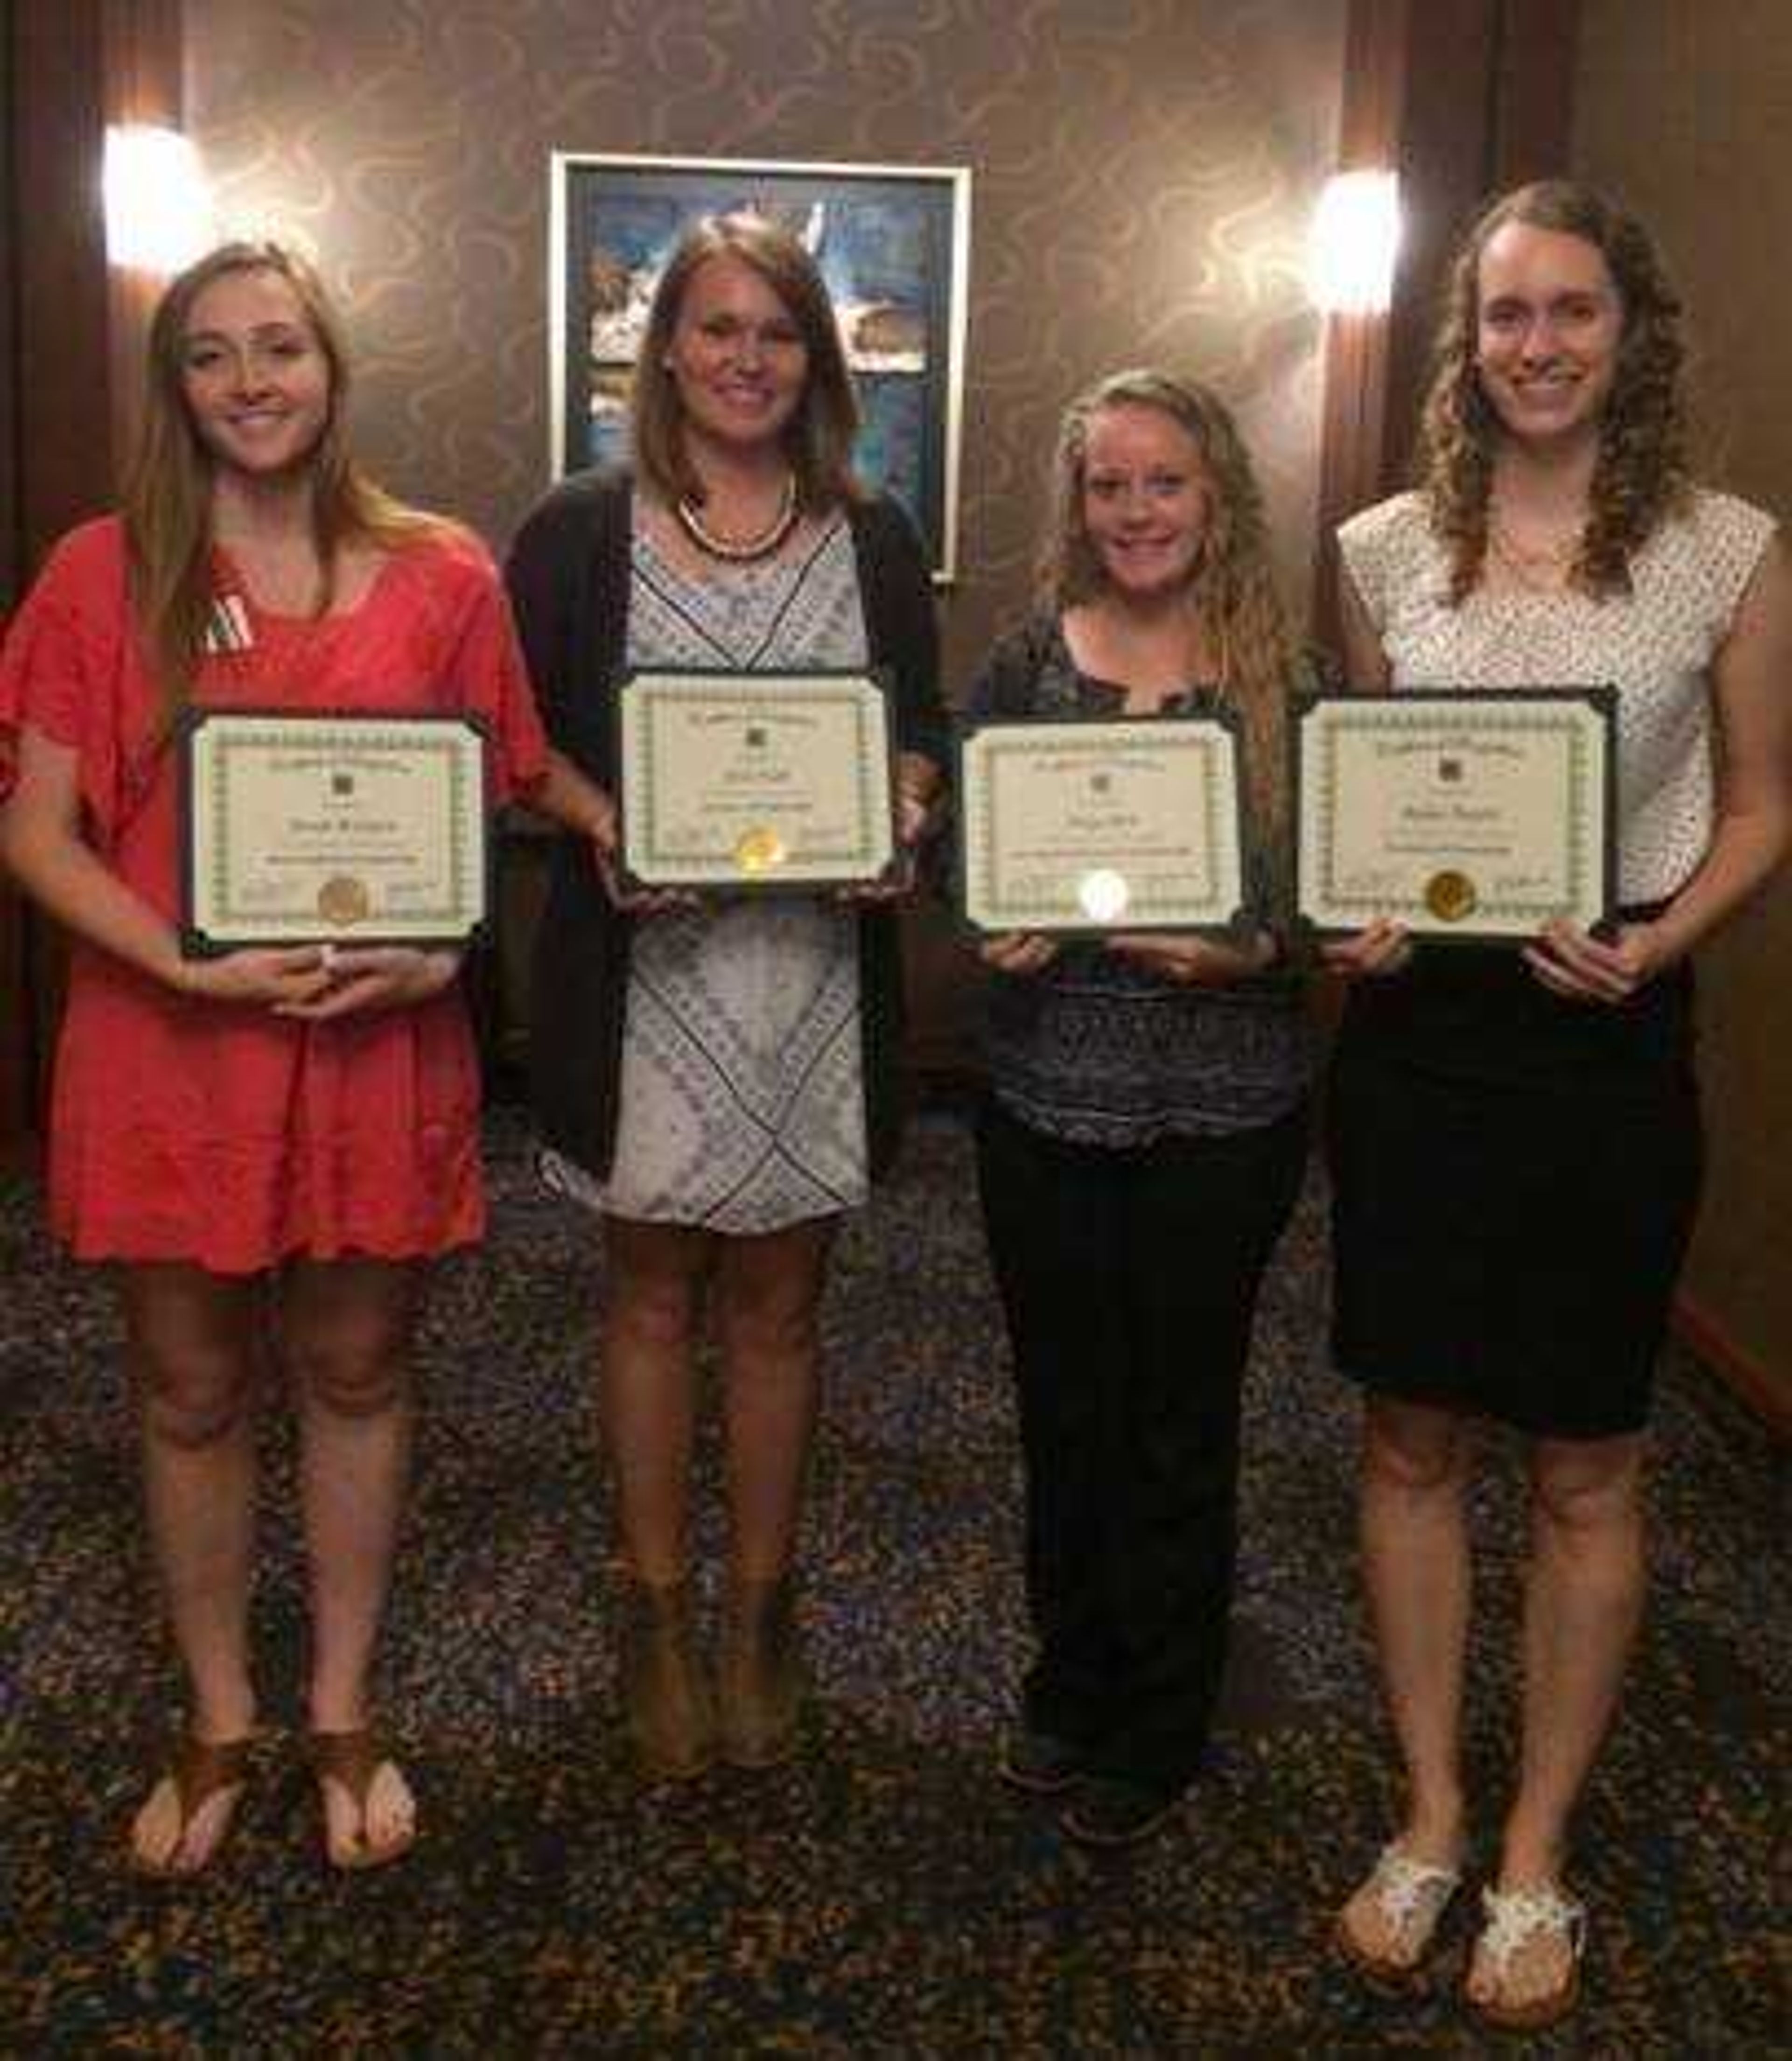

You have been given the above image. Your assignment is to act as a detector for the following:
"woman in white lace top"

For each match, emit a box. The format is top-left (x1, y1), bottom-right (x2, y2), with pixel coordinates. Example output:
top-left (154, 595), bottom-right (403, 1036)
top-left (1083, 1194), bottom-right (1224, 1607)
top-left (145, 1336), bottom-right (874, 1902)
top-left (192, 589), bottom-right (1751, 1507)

top-left (1324, 182), bottom-right (1789, 2029)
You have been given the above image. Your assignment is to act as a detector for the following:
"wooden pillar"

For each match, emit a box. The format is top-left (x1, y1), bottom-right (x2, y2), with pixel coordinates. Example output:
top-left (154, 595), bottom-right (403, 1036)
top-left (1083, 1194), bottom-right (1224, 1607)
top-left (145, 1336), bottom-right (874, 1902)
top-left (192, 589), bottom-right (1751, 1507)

top-left (1, 3), bottom-right (27, 1160)
top-left (0, 0), bottom-right (183, 1166)
top-left (1310, 0), bottom-right (1583, 651)
top-left (1309, 0), bottom-right (1412, 652)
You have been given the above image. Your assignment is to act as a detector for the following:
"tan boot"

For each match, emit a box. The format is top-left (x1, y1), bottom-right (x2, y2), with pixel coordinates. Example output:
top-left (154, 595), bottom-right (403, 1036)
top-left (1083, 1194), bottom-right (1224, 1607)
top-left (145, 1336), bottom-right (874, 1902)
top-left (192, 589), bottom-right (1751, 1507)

top-left (717, 1575), bottom-right (806, 1769)
top-left (617, 1575), bottom-right (714, 1781)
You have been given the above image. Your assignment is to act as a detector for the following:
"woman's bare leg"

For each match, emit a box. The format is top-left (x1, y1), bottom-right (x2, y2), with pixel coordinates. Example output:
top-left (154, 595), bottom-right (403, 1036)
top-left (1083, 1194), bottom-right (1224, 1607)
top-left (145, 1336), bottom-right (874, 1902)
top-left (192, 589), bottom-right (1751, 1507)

top-left (601, 1216), bottom-right (713, 1582)
top-left (1339, 1393), bottom-right (1475, 1963)
top-left (599, 1218), bottom-right (719, 1775)
top-left (714, 1216), bottom-right (835, 1580)
top-left (284, 1255), bottom-right (421, 1861)
top-left (1468, 1432), bottom-right (1647, 2010)
top-left (710, 1217), bottom-right (835, 1763)
top-left (123, 1261), bottom-right (262, 1871)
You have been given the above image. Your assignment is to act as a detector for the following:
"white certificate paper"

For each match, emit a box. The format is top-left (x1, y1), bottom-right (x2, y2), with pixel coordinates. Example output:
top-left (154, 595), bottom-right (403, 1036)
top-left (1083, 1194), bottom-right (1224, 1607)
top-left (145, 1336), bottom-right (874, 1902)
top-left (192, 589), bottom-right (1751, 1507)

top-left (1295, 691), bottom-right (1615, 940)
top-left (617, 669), bottom-right (896, 890)
top-left (181, 711), bottom-right (489, 953)
top-left (957, 716), bottom-right (1246, 935)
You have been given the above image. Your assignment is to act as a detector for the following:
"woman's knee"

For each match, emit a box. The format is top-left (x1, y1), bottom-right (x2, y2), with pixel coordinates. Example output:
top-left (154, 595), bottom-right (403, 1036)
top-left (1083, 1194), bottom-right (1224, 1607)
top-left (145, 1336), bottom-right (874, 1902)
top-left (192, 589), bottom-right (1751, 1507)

top-left (1361, 1397), bottom-right (1472, 1496)
top-left (1528, 1436), bottom-right (1645, 1537)
top-left (280, 1260), bottom-right (417, 1418)
top-left (716, 1245), bottom-right (826, 1363)
top-left (137, 1349), bottom-right (257, 1449)
top-left (608, 1265), bottom-right (703, 1357)
top-left (125, 1267), bottom-right (259, 1447)
top-left (721, 1289), bottom-right (819, 1363)
top-left (605, 1220), bottom-right (710, 1356)
top-left (286, 1318), bottom-right (411, 1419)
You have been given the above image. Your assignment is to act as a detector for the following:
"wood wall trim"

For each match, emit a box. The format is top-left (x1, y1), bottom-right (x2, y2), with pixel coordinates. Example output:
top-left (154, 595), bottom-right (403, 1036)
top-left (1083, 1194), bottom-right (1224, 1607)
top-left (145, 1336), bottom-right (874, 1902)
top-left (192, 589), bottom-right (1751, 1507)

top-left (1309, 0), bottom-right (1407, 648)
top-left (1674, 1293), bottom-right (1792, 1444)
top-left (1310, 0), bottom-right (1582, 647)
top-left (102, 0), bottom-right (184, 467)
top-left (1489, 0), bottom-right (1584, 189)
top-left (1, 0), bottom-right (20, 609)
top-left (1, 0), bottom-right (183, 1160)
top-left (2, 4), bottom-right (29, 1158)
top-left (12, 0), bottom-right (117, 573)
top-left (9, 0), bottom-right (182, 577)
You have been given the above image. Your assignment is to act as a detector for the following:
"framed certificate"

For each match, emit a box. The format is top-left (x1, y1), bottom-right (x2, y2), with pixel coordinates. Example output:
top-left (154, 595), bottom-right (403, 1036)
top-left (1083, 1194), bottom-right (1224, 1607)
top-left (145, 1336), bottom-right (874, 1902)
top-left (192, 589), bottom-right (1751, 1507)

top-left (1295, 689), bottom-right (1617, 942)
top-left (615, 668), bottom-right (897, 892)
top-left (179, 710), bottom-right (490, 955)
top-left (955, 713), bottom-right (1249, 936)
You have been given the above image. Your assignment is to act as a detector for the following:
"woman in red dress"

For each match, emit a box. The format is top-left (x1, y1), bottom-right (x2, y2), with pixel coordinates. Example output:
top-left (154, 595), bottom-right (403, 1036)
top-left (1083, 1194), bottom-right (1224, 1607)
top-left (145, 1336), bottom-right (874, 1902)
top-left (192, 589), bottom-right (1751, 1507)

top-left (0, 243), bottom-right (564, 1873)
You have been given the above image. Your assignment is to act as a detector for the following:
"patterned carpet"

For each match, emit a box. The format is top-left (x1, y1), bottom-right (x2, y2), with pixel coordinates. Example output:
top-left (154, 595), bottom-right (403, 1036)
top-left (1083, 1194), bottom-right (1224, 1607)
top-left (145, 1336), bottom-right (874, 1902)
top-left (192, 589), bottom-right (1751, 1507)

top-left (0, 1105), bottom-right (1785, 2055)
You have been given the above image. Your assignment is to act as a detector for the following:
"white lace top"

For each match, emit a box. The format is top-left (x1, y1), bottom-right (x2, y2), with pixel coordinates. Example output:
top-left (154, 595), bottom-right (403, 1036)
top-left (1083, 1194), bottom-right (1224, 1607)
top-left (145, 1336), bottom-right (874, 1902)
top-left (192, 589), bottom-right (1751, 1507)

top-left (1337, 488), bottom-right (1776, 902)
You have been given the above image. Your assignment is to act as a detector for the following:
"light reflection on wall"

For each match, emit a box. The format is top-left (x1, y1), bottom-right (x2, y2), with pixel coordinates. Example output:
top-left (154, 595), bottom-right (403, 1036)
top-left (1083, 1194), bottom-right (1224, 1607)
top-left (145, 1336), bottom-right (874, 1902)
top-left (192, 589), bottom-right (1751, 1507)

top-left (1308, 169), bottom-right (1401, 314)
top-left (104, 126), bottom-right (217, 275)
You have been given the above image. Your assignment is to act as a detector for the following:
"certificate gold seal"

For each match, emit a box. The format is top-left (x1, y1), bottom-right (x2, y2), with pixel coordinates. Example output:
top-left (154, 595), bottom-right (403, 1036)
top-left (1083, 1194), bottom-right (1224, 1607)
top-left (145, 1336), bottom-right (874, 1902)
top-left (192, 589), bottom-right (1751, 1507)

top-left (1423, 869), bottom-right (1477, 923)
top-left (317, 874), bottom-right (371, 927)
top-left (1077, 868), bottom-right (1130, 924)
top-left (733, 827), bottom-right (786, 877)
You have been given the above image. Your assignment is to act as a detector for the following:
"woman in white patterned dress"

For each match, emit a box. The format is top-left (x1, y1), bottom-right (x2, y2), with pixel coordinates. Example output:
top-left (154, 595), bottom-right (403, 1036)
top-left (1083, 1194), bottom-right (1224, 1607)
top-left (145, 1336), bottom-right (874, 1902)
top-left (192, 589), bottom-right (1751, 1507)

top-left (1324, 182), bottom-right (1789, 2027)
top-left (507, 214), bottom-right (945, 1781)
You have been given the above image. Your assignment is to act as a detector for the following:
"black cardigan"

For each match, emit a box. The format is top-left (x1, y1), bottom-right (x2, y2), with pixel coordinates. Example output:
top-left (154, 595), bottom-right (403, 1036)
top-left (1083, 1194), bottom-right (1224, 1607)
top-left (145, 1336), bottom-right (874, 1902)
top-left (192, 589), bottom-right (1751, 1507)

top-left (505, 465), bottom-right (946, 1182)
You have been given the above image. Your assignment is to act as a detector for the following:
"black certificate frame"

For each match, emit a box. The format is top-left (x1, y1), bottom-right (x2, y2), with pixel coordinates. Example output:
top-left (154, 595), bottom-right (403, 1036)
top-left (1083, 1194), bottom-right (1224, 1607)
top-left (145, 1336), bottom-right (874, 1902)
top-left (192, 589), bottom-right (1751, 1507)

top-left (610, 665), bottom-right (902, 896)
top-left (1291, 685), bottom-right (1619, 948)
top-left (951, 705), bottom-right (1257, 941)
top-left (177, 707), bottom-right (493, 958)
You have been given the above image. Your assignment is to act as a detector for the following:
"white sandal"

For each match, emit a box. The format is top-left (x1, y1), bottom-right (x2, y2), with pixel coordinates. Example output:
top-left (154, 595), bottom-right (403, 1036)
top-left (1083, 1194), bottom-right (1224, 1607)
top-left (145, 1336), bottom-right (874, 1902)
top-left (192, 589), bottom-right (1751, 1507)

top-left (1335, 1842), bottom-right (1464, 1984)
top-left (1466, 1880), bottom-right (1587, 2030)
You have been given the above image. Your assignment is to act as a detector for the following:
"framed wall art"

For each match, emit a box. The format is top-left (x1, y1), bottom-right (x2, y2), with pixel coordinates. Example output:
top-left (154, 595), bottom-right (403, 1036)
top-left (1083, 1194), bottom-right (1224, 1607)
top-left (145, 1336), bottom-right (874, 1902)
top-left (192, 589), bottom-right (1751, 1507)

top-left (551, 152), bottom-right (971, 582)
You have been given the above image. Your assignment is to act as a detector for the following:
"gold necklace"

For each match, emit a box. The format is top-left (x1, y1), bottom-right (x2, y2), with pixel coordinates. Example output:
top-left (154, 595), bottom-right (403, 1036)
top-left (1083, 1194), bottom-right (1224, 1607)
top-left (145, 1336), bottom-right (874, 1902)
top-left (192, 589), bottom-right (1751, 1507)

top-left (1488, 516), bottom-right (1580, 592)
top-left (674, 474), bottom-right (799, 563)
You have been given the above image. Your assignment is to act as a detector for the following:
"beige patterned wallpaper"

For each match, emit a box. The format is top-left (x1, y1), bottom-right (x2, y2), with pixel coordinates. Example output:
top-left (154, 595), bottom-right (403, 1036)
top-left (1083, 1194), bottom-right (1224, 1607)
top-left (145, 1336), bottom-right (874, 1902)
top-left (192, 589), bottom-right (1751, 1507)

top-left (185, 0), bottom-right (1345, 687)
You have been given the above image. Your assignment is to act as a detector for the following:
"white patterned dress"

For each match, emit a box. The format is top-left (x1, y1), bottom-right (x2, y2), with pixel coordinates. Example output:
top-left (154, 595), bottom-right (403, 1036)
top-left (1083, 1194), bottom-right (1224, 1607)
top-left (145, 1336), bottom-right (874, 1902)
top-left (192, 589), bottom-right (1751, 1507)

top-left (543, 517), bottom-right (870, 1233)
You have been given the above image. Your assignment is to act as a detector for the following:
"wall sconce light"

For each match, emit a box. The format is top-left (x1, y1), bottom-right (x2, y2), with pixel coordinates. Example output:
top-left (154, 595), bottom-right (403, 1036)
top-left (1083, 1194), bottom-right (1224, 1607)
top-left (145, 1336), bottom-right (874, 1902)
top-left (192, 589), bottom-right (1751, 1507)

top-left (1308, 169), bottom-right (1402, 314)
top-left (104, 126), bottom-right (217, 274)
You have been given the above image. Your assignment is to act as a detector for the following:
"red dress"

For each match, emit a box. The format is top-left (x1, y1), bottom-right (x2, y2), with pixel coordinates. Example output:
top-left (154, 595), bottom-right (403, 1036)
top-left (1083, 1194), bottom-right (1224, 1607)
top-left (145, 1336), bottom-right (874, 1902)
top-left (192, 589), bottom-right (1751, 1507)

top-left (0, 517), bottom-right (547, 1273)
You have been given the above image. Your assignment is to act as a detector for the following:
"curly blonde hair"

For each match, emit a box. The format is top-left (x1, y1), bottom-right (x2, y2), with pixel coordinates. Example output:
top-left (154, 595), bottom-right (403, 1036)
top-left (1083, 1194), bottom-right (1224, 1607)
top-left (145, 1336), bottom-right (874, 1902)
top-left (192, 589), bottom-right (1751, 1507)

top-left (1039, 368), bottom-right (1297, 827)
top-left (1417, 180), bottom-right (1690, 602)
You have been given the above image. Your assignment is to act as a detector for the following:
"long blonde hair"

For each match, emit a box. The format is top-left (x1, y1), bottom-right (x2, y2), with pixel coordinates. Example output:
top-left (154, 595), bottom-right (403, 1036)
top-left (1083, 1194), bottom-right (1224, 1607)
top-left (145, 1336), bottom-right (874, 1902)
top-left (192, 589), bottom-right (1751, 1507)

top-left (1039, 368), bottom-right (1298, 828)
top-left (1416, 180), bottom-right (1690, 602)
top-left (630, 211), bottom-right (861, 515)
top-left (124, 240), bottom-right (441, 719)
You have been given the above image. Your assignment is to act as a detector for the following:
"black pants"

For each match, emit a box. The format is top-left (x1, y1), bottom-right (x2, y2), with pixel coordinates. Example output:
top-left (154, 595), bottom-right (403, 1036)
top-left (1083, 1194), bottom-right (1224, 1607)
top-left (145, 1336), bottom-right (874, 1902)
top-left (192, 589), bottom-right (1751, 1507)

top-left (976, 1097), bottom-right (1309, 1795)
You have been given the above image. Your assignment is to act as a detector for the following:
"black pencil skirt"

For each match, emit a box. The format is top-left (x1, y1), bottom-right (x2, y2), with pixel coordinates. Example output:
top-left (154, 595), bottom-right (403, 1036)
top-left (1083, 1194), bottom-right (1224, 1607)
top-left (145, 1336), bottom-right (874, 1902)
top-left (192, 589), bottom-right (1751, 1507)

top-left (1325, 943), bottom-right (1702, 1440)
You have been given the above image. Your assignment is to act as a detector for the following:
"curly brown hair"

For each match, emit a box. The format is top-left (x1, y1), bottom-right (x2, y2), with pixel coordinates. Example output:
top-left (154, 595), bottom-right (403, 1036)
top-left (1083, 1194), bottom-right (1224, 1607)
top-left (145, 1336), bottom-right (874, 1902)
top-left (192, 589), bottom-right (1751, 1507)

top-left (1038, 368), bottom-right (1298, 828)
top-left (1415, 180), bottom-right (1690, 602)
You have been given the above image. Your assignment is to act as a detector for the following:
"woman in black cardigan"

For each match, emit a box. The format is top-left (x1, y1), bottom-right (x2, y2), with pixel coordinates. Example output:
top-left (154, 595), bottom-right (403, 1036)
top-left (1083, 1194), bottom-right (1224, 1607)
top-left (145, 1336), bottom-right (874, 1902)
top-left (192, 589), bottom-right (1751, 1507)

top-left (507, 212), bottom-right (945, 1781)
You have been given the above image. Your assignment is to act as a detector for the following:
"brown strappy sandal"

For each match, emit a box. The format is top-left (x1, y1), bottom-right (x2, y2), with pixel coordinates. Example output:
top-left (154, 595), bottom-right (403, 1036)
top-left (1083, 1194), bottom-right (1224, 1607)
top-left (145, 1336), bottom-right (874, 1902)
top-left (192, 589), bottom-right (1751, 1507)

top-left (130, 1734), bottom-right (255, 1879)
top-left (307, 1728), bottom-right (417, 1872)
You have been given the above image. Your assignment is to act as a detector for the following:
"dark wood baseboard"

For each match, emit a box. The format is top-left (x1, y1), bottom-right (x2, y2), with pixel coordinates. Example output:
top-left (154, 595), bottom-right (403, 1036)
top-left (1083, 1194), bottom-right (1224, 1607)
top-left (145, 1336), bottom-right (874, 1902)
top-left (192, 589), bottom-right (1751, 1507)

top-left (1673, 1294), bottom-right (1792, 1443)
